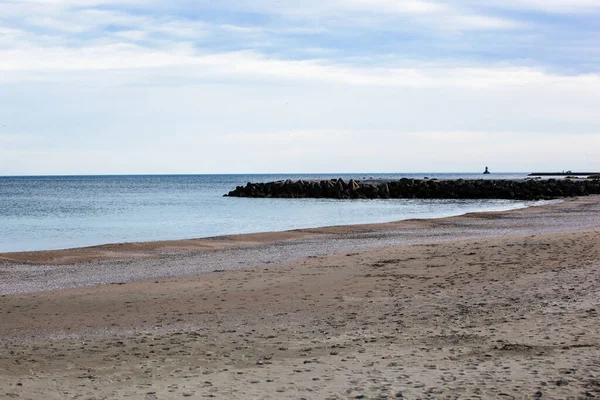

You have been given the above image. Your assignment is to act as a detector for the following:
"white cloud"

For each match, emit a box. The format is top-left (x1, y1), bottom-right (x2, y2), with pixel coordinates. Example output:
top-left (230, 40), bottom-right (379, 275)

top-left (343, 0), bottom-right (447, 14)
top-left (114, 30), bottom-right (146, 41)
top-left (0, 0), bottom-right (526, 52)
top-left (0, 0), bottom-right (598, 175)
top-left (231, 0), bottom-right (523, 31)
top-left (481, 0), bottom-right (600, 13)
top-left (1, 43), bottom-right (598, 91)
top-left (219, 24), bottom-right (264, 34)
top-left (444, 14), bottom-right (522, 30)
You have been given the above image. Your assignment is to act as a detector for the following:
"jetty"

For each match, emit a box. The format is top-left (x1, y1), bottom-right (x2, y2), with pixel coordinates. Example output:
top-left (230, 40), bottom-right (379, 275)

top-left (528, 172), bottom-right (600, 177)
top-left (226, 177), bottom-right (600, 201)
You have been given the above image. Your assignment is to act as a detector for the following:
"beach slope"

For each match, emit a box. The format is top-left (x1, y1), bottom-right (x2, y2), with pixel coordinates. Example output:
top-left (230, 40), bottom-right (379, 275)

top-left (1, 197), bottom-right (600, 399)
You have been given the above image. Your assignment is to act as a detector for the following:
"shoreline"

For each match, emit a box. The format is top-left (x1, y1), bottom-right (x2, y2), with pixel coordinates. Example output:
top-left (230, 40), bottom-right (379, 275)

top-left (1, 196), bottom-right (599, 296)
top-left (0, 196), bottom-right (544, 258)
top-left (1, 196), bottom-right (600, 398)
top-left (0, 197), bottom-right (561, 265)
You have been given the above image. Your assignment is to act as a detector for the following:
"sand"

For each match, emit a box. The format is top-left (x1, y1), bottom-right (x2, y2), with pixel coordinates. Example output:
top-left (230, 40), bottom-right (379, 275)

top-left (1, 196), bottom-right (600, 399)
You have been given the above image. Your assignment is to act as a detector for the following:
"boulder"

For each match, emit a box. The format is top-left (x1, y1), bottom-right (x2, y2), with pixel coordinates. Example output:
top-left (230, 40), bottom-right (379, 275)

top-left (348, 179), bottom-right (360, 191)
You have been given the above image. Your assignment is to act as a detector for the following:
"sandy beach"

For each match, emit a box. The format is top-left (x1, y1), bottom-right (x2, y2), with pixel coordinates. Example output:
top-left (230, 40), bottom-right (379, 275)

top-left (1, 196), bottom-right (600, 399)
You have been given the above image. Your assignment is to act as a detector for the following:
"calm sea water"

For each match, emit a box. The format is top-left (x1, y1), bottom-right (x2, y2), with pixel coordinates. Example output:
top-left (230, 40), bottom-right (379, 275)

top-left (0, 173), bottom-right (540, 253)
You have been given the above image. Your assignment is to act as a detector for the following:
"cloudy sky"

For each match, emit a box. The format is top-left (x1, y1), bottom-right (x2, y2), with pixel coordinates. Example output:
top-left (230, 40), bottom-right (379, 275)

top-left (1, 0), bottom-right (599, 175)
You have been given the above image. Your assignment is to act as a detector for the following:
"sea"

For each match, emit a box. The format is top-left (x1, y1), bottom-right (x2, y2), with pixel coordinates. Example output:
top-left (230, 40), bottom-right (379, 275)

top-left (0, 173), bottom-right (543, 253)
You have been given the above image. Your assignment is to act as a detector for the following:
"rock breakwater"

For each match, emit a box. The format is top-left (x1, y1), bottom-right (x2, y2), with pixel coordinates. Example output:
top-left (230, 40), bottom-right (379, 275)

top-left (226, 178), bottom-right (600, 200)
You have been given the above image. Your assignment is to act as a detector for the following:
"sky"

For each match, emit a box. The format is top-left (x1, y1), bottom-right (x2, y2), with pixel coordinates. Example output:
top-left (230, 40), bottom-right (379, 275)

top-left (1, 0), bottom-right (599, 175)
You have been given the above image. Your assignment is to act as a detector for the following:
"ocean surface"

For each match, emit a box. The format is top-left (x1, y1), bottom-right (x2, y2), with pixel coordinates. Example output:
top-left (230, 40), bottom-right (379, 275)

top-left (0, 173), bottom-right (543, 253)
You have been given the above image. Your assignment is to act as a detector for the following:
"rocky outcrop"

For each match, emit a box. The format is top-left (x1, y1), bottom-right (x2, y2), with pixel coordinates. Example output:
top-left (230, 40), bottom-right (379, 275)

top-left (225, 178), bottom-right (600, 201)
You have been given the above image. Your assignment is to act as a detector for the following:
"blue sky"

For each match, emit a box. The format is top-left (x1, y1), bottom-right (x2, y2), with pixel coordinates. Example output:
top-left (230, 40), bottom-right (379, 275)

top-left (1, 0), bottom-right (599, 174)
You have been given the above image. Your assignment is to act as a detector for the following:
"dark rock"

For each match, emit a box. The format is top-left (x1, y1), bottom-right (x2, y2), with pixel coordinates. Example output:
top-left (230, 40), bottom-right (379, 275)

top-left (379, 184), bottom-right (390, 198)
top-left (224, 178), bottom-right (600, 200)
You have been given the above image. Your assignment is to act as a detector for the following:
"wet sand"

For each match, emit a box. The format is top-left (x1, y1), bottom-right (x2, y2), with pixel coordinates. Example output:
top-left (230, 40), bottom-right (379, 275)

top-left (1, 196), bottom-right (600, 399)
